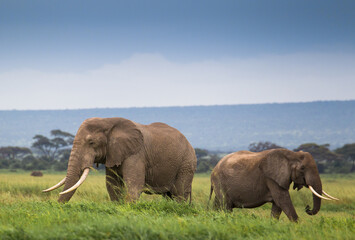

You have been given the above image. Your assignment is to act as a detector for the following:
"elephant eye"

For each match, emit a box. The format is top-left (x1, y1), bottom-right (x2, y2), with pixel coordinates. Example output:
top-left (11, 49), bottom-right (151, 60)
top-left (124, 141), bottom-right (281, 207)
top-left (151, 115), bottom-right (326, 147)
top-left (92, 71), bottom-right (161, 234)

top-left (300, 165), bottom-right (305, 170)
top-left (88, 140), bottom-right (95, 146)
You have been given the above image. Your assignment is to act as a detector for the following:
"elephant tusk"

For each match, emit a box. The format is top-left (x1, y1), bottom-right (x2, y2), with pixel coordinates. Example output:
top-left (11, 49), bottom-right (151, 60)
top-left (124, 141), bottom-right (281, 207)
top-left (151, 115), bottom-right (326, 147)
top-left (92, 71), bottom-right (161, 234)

top-left (309, 186), bottom-right (332, 201)
top-left (42, 177), bottom-right (66, 192)
top-left (322, 190), bottom-right (340, 201)
top-left (59, 168), bottom-right (90, 195)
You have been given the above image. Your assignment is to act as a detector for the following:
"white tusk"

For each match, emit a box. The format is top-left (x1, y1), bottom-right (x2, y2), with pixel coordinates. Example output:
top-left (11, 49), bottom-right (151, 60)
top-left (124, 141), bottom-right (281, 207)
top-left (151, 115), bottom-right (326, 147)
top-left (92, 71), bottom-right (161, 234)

top-left (59, 168), bottom-right (90, 195)
top-left (42, 177), bottom-right (66, 192)
top-left (322, 190), bottom-right (340, 201)
top-left (309, 186), bottom-right (332, 201)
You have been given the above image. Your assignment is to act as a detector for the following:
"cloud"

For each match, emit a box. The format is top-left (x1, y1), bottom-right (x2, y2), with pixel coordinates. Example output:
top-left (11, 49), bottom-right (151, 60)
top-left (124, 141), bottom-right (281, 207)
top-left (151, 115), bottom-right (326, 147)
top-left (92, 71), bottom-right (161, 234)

top-left (0, 53), bottom-right (354, 110)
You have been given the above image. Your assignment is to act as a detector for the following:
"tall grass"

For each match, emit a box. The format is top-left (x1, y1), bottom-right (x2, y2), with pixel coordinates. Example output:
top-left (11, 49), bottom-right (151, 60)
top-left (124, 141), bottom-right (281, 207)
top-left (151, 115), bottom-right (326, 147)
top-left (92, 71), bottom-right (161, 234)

top-left (0, 171), bottom-right (354, 239)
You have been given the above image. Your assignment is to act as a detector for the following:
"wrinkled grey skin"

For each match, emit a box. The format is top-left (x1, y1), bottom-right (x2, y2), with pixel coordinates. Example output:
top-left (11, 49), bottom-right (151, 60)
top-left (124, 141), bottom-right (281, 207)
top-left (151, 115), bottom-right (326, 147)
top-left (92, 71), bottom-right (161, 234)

top-left (58, 117), bottom-right (197, 203)
top-left (210, 149), bottom-right (322, 222)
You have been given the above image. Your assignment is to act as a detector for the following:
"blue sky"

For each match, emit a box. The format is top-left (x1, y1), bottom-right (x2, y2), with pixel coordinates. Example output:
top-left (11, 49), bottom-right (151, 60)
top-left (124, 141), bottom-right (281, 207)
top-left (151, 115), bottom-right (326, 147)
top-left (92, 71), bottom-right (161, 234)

top-left (0, 0), bottom-right (354, 109)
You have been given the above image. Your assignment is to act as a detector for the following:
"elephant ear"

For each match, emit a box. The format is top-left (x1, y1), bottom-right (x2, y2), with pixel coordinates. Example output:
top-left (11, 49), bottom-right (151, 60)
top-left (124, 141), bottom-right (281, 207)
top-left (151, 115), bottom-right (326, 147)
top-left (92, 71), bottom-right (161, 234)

top-left (105, 118), bottom-right (144, 168)
top-left (259, 149), bottom-right (292, 190)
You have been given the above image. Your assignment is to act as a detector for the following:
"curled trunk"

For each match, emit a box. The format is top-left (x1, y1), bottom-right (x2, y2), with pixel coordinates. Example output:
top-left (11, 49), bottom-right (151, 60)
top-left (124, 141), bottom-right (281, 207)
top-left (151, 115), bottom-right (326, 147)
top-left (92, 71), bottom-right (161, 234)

top-left (305, 174), bottom-right (322, 215)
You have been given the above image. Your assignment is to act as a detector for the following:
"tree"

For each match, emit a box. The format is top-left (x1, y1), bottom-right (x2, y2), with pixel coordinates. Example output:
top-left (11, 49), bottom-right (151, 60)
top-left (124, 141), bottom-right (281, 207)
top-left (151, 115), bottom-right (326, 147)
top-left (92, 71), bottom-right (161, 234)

top-left (335, 143), bottom-right (355, 172)
top-left (32, 135), bottom-right (55, 160)
top-left (32, 129), bottom-right (74, 162)
top-left (196, 159), bottom-right (212, 173)
top-left (51, 129), bottom-right (74, 145)
top-left (294, 143), bottom-right (343, 173)
top-left (294, 143), bottom-right (340, 162)
top-left (54, 148), bottom-right (71, 171)
top-left (248, 141), bottom-right (283, 152)
top-left (22, 155), bottom-right (48, 170)
top-left (195, 148), bottom-right (221, 173)
top-left (195, 148), bottom-right (209, 159)
top-left (0, 146), bottom-right (32, 160)
top-left (0, 158), bottom-right (10, 168)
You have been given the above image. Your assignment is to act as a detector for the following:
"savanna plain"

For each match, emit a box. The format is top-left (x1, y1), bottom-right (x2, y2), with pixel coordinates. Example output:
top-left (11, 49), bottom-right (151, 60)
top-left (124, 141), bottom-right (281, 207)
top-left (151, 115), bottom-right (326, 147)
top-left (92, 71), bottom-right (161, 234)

top-left (0, 170), bottom-right (354, 240)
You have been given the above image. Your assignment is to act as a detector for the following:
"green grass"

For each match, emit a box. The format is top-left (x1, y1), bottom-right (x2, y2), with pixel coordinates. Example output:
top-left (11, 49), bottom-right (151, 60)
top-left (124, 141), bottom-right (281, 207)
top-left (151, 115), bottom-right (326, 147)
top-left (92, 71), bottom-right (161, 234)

top-left (0, 172), bottom-right (354, 240)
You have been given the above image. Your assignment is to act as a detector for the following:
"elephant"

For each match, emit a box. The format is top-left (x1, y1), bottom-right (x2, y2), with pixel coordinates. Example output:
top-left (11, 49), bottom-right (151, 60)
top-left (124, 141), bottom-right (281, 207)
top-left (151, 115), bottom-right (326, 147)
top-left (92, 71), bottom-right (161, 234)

top-left (43, 117), bottom-right (197, 203)
top-left (209, 149), bottom-right (338, 221)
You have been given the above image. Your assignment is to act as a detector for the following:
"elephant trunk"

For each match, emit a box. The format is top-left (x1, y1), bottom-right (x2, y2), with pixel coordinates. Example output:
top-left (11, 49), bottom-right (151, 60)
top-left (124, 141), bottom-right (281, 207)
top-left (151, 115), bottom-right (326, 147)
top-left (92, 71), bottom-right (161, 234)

top-left (305, 173), bottom-right (322, 215)
top-left (58, 155), bottom-right (81, 202)
top-left (58, 146), bottom-right (91, 203)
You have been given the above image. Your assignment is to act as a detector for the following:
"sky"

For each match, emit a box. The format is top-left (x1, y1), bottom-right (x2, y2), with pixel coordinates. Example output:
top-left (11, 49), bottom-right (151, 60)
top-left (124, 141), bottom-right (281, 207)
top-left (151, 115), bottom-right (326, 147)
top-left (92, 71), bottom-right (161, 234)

top-left (0, 0), bottom-right (354, 110)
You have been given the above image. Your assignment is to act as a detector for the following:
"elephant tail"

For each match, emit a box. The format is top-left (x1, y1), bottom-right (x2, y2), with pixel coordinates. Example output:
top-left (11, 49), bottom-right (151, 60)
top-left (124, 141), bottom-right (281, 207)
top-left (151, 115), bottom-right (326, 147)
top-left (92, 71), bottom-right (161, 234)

top-left (208, 184), bottom-right (214, 209)
top-left (189, 191), bottom-right (192, 205)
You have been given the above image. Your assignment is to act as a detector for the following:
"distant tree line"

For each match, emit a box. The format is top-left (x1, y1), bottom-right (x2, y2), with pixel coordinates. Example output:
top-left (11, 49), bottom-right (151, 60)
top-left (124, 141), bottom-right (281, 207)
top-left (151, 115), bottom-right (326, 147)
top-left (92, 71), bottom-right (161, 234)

top-left (0, 130), bottom-right (74, 171)
top-left (1, 131), bottom-right (355, 174)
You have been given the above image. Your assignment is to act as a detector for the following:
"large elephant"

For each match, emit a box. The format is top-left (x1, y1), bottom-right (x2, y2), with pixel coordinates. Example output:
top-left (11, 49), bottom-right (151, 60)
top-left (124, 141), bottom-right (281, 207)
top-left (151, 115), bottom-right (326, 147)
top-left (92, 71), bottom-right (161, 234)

top-left (43, 117), bottom-right (197, 203)
top-left (210, 149), bottom-right (338, 221)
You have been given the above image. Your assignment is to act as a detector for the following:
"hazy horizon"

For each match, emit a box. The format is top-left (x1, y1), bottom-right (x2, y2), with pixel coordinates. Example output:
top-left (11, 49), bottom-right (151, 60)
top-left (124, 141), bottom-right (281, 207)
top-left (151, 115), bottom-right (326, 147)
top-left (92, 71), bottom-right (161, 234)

top-left (1, 100), bottom-right (355, 150)
top-left (1, 99), bottom-right (355, 112)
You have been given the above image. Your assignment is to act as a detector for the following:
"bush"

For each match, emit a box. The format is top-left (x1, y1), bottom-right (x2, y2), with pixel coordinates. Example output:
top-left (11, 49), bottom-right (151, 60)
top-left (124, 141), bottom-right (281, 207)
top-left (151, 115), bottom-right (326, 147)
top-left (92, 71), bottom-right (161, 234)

top-left (30, 171), bottom-right (43, 177)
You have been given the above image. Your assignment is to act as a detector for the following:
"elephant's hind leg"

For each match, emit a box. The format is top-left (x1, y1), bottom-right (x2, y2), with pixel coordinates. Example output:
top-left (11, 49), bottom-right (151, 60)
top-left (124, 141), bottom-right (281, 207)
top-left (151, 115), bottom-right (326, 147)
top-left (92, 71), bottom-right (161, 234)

top-left (171, 168), bottom-right (194, 202)
top-left (212, 186), bottom-right (222, 210)
top-left (211, 182), bottom-right (233, 211)
top-left (106, 166), bottom-right (124, 201)
top-left (213, 196), bottom-right (233, 211)
top-left (170, 181), bottom-right (186, 202)
top-left (213, 196), bottom-right (222, 210)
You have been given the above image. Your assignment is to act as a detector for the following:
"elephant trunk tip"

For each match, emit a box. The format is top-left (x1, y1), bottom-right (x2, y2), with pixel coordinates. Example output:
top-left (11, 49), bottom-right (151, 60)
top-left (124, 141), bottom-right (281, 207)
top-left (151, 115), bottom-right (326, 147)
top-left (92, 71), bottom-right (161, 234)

top-left (305, 185), bottom-right (323, 216)
top-left (305, 205), bottom-right (320, 215)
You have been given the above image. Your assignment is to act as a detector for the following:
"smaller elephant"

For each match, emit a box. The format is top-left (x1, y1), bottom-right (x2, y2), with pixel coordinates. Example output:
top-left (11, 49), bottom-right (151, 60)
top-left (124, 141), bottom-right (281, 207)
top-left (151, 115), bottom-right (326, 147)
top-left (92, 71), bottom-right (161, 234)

top-left (210, 149), bottom-right (338, 221)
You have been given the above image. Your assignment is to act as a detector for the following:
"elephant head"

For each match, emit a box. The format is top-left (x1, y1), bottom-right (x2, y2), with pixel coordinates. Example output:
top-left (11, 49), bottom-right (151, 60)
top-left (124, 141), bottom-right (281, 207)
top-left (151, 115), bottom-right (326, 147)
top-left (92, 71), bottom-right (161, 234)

top-left (259, 149), bottom-right (338, 215)
top-left (43, 117), bottom-right (143, 202)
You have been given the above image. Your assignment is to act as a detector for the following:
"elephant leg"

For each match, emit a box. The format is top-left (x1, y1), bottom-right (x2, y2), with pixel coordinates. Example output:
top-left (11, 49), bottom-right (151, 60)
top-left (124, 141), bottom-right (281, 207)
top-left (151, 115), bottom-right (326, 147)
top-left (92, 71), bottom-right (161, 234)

top-left (271, 202), bottom-right (282, 219)
top-left (267, 179), bottom-right (298, 222)
top-left (163, 191), bottom-right (173, 200)
top-left (214, 189), bottom-right (233, 211)
top-left (212, 183), bottom-right (223, 210)
top-left (212, 186), bottom-right (232, 211)
top-left (213, 195), bottom-right (222, 210)
top-left (105, 166), bottom-right (123, 201)
top-left (171, 168), bottom-right (194, 202)
top-left (214, 196), bottom-right (233, 211)
top-left (121, 155), bottom-right (145, 202)
top-left (170, 182), bottom-right (185, 202)
top-left (183, 175), bottom-right (194, 203)
top-left (222, 192), bottom-right (234, 211)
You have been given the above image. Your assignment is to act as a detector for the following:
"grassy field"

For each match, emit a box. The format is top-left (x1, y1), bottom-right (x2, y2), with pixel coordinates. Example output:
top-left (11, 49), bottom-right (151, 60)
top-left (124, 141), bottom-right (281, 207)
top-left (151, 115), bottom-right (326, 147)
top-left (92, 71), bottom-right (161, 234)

top-left (0, 170), bottom-right (354, 240)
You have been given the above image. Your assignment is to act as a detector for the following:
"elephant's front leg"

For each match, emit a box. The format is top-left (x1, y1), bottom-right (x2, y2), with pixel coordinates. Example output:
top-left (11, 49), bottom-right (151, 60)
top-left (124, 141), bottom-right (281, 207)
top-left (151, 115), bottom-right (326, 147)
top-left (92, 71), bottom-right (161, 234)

top-left (266, 179), bottom-right (298, 222)
top-left (105, 166), bottom-right (124, 201)
top-left (121, 155), bottom-right (145, 202)
top-left (271, 202), bottom-right (282, 219)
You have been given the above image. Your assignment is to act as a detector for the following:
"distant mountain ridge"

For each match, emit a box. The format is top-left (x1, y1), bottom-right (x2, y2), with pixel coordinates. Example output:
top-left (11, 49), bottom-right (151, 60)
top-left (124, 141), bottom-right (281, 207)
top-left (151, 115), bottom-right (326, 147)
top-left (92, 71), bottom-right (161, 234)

top-left (0, 100), bottom-right (355, 151)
